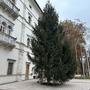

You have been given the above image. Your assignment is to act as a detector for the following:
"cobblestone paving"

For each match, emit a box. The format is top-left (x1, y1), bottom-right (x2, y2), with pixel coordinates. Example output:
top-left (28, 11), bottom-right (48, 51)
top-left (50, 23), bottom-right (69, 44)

top-left (0, 79), bottom-right (90, 90)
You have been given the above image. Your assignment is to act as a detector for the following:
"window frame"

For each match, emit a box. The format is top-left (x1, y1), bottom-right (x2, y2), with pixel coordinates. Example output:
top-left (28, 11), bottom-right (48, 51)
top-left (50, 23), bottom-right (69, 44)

top-left (27, 35), bottom-right (32, 47)
top-left (28, 12), bottom-right (32, 24)
top-left (7, 59), bottom-right (16, 75)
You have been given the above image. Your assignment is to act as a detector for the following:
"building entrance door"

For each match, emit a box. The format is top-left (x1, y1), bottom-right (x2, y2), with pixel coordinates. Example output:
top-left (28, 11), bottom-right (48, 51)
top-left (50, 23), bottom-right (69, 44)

top-left (25, 63), bottom-right (30, 80)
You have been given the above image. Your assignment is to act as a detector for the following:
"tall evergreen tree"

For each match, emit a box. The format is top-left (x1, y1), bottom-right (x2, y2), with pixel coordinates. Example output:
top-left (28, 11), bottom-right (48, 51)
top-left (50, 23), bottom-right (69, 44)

top-left (28, 2), bottom-right (77, 85)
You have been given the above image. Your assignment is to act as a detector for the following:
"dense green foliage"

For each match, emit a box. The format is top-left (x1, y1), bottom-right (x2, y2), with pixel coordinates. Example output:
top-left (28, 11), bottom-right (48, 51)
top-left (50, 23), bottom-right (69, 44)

top-left (28, 2), bottom-right (77, 84)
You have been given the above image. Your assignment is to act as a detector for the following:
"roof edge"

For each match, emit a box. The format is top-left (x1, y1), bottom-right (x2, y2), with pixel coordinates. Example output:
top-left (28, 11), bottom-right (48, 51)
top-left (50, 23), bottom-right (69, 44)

top-left (33, 0), bottom-right (43, 14)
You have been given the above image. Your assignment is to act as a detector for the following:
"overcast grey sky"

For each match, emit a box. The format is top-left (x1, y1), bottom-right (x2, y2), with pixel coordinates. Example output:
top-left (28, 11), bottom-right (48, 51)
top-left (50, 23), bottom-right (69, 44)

top-left (36, 0), bottom-right (90, 49)
top-left (36, 0), bottom-right (90, 27)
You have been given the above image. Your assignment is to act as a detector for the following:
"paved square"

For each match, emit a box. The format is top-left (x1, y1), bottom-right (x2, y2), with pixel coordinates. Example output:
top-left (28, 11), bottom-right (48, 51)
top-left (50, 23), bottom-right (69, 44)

top-left (0, 79), bottom-right (90, 90)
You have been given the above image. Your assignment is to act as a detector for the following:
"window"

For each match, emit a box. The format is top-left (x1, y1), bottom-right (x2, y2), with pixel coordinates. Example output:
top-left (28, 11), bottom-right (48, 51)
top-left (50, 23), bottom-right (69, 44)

top-left (29, 5), bottom-right (32, 9)
top-left (8, 25), bottom-right (12, 35)
top-left (7, 59), bottom-right (16, 75)
top-left (28, 13), bottom-right (32, 24)
top-left (27, 35), bottom-right (32, 47)
top-left (7, 62), bottom-right (14, 75)
top-left (0, 25), bottom-right (2, 32)
top-left (28, 16), bottom-right (31, 24)
top-left (27, 38), bottom-right (30, 47)
top-left (1, 21), bottom-right (7, 33)
top-left (12, 0), bottom-right (16, 3)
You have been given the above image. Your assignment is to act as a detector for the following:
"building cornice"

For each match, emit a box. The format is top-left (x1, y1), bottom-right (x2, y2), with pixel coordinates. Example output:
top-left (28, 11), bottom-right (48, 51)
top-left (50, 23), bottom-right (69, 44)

top-left (33, 0), bottom-right (43, 14)
top-left (0, 14), bottom-right (14, 25)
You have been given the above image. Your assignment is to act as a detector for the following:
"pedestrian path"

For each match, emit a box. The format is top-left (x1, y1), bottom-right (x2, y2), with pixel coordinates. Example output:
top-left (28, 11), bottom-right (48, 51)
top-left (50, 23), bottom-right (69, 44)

top-left (0, 79), bottom-right (90, 90)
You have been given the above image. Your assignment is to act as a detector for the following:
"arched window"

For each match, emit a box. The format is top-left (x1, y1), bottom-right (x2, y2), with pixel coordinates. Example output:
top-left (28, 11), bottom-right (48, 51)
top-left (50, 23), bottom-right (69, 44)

top-left (0, 25), bottom-right (2, 32)
top-left (8, 25), bottom-right (12, 35)
top-left (29, 5), bottom-right (32, 9)
top-left (27, 38), bottom-right (30, 47)
top-left (8, 26), bottom-right (12, 30)
top-left (28, 16), bottom-right (31, 24)
top-left (2, 22), bottom-right (6, 26)
top-left (28, 13), bottom-right (32, 24)
top-left (12, 0), bottom-right (16, 3)
top-left (2, 21), bottom-right (7, 33)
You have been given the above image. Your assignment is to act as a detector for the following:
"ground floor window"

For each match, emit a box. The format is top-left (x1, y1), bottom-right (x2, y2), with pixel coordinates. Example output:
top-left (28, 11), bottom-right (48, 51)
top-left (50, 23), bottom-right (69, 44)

top-left (7, 59), bottom-right (16, 75)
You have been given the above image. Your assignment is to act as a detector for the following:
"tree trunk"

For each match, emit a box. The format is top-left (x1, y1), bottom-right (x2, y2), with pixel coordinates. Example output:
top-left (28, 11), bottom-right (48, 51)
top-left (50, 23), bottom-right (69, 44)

top-left (39, 70), bottom-right (44, 84)
top-left (47, 78), bottom-right (50, 85)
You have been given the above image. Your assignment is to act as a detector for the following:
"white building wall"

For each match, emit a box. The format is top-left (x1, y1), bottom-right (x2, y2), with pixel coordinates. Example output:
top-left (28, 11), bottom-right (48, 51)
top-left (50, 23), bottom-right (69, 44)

top-left (0, 0), bottom-right (42, 84)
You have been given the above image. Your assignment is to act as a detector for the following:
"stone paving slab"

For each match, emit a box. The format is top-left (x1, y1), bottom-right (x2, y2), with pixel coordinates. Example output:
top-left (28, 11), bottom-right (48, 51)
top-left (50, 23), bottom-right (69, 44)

top-left (0, 79), bottom-right (90, 90)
